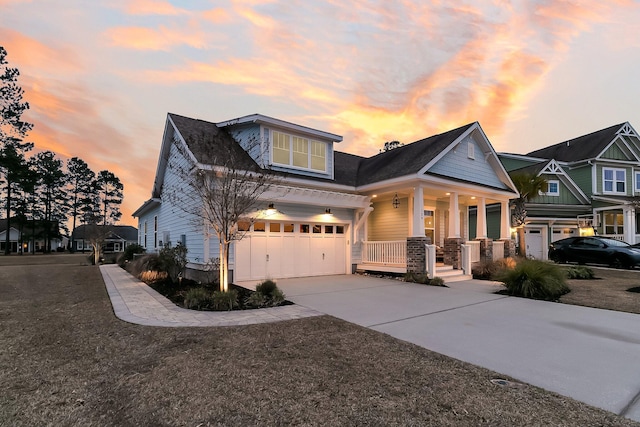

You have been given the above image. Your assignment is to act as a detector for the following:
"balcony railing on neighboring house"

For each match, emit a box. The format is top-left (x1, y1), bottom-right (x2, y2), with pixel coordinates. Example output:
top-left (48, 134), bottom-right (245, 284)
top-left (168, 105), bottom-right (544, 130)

top-left (361, 240), bottom-right (406, 265)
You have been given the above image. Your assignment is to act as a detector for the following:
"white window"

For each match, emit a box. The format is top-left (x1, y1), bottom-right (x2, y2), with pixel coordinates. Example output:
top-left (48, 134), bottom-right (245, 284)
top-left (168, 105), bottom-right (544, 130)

top-left (271, 130), bottom-right (327, 172)
top-left (545, 180), bottom-right (559, 196)
top-left (635, 172), bottom-right (640, 192)
top-left (467, 141), bottom-right (475, 159)
top-left (603, 168), bottom-right (626, 194)
top-left (604, 212), bottom-right (624, 235)
top-left (154, 216), bottom-right (158, 248)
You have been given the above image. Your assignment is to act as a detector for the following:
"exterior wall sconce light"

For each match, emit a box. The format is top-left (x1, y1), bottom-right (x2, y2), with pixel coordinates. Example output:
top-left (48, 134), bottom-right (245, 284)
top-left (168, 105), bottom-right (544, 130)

top-left (325, 208), bottom-right (332, 215)
top-left (392, 193), bottom-right (400, 209)
top-left (265, 203), bottom-right (276, 215)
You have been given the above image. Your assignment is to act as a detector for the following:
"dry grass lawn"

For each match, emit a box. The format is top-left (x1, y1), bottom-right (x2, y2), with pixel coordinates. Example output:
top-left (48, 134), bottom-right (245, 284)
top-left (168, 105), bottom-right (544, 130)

top-left (0, 254), bottom-right (638, 426)
top-left (560, 266), bottom-right (640, 314)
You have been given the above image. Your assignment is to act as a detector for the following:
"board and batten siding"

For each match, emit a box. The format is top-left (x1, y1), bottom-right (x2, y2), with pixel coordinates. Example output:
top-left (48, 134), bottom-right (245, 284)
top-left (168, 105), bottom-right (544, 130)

top-left (601, 141), bottom-right (632, 161)
top-left (595, 163), bottom-right (632, 195)
top-left (428, 135), bottom-right (508, 189)
top-left (367, 198), bottom-right (408, 241)
top-left (566, 165), bottom-right (592, 196)
top-left (529, 176), bottom-right (582, 205)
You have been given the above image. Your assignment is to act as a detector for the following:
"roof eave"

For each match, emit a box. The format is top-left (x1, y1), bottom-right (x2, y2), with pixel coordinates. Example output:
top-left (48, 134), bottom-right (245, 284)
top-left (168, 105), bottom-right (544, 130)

top-left (216, 114), bottom-right (343, 142)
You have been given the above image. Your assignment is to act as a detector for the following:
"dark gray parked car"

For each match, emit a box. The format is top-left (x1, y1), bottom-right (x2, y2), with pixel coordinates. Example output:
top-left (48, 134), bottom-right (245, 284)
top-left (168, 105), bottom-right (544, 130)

top-left (548, 236), bottom-right (640, 269)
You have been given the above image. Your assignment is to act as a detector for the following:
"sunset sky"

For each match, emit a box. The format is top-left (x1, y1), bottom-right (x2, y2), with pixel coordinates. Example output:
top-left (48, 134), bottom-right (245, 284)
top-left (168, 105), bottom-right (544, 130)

top-left (2, 0), bottom-right (640, 226)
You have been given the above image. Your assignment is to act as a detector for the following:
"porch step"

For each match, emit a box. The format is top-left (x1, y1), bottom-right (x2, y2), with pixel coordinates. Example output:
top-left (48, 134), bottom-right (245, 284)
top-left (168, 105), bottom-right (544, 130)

top-left (434, 265), bottom-right (472, 283)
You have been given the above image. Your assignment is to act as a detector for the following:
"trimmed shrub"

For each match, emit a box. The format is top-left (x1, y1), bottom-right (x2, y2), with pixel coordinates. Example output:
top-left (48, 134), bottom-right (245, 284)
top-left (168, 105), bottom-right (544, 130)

top-left (212, 289), bottom-right (239, 311)
top-left (184, 287), bottom-right (212, 310)
top-left (565, 266), bottom-right (595, 280)
top-left (496, 259), bottom-right (569, 300)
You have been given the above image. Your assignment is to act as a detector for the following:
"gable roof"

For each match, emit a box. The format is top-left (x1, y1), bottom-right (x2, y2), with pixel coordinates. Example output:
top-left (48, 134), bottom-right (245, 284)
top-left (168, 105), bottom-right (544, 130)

top-left (509, 159), bottom-right (590, 204)
top-left (526, 123), bottom-right (626, 161)
top-left (138, 113), bottom-right (517, 218)
top-left (353, 123), bottom-right (476, 186)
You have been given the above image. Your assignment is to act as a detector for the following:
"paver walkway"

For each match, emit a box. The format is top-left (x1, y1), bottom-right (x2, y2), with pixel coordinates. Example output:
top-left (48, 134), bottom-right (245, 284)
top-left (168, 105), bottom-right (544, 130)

top-left (99, 264), bottom-right (323, 327)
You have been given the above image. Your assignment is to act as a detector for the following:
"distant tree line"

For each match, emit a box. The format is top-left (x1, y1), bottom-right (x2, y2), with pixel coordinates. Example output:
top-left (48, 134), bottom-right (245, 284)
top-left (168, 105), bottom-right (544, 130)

top-left (0, 45), bottom-right (123, 254)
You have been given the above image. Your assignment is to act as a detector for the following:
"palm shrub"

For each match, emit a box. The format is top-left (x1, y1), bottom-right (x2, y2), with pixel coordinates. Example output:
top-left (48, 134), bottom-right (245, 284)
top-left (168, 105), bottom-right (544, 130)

top-left (495, 259), bottom-right (569, 300)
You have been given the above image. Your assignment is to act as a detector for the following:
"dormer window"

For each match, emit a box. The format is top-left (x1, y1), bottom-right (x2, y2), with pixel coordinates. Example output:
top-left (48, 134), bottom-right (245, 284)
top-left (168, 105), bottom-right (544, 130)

top-left (271, 130), bottom-right (327, 172)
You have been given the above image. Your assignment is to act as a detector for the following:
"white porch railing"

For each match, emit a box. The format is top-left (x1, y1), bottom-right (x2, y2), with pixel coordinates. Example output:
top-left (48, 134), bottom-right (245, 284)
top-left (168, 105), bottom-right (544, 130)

top-left (361, 240), bottom-right (406, 265)
top-left (466, 240), bottom-right (481, 264)
top-left (492, 241), bottom-right (504, 260)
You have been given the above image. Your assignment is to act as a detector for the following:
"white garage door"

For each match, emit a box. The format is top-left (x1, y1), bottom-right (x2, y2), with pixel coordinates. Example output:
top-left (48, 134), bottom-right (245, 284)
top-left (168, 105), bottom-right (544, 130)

top-left (525, 228), bottom-right (543, 260)
top-left (234, 221), bottom-right (347, 281)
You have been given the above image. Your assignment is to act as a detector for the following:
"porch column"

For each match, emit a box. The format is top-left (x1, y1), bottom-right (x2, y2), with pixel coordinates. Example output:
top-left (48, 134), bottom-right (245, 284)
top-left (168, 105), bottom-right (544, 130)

top-left (448, 192), bottom-right (460, 238)
top-left (412, 186), bottom-right (424, 237)
top-left (624, 206), bottom-right (635, 244)
top-left (476, 197), bottom-right (487, 239)
top-left (500, 200), bottom-right (510, 240)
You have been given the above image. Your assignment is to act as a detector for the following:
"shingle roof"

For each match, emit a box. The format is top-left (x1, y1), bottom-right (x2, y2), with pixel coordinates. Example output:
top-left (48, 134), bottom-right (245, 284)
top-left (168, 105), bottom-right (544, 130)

top-left (508, 161), bottom-right (548, 176)
top-left (167, 113), bottom-right (477, 188)
top-left (168, 113), bottom-right (260, 172)
top-left (72, 225), bottom-right (138, 241)
top-left (526, 123), bottom-right (624, 161)
top-left (353, 123), bottom-right (475, 185)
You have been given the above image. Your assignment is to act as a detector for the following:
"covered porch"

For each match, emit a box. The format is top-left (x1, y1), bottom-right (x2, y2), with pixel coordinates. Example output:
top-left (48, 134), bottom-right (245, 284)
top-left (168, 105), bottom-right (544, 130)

top-left (355, 182), bottom-right (515, 277)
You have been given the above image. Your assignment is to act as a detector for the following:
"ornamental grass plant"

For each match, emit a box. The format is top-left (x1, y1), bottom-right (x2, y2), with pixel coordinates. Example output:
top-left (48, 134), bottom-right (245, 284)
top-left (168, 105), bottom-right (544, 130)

top-left (496, 258), bottom-right (569, 300)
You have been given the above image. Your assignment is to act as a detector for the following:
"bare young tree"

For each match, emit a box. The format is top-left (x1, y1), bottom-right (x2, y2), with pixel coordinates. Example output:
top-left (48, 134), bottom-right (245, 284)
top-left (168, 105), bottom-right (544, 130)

top-left (165, 126), bottom-right (280, 291)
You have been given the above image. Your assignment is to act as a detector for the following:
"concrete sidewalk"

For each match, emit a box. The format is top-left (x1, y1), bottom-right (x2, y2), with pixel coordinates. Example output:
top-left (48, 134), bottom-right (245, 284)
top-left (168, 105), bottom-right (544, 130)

top-left (99, 264), bottom-right (322, 327)
top-left (273, 274), bottom-right (640, 422)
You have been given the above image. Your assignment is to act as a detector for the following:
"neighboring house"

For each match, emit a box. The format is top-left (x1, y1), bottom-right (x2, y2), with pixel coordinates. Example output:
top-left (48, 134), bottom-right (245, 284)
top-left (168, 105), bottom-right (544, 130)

top-left (133, 113), bottom-right (519, 282)
top-left (499, 122), bottom-right (640, 259)
top-left (71, 225), bottom-right (138, 253)
top-left (0, 218), bottom-right (64, 253)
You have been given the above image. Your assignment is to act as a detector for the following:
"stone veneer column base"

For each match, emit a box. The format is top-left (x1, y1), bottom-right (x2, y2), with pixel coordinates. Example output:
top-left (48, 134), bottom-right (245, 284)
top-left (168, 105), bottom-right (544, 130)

top-left (476, 238), bottom-right (493, 264)
top-left (406, 237), bottom-right (430, 274)
top-left (444, 237), bottom-right (464, 269)
top-left (501, 239), bottom-right (516, 258)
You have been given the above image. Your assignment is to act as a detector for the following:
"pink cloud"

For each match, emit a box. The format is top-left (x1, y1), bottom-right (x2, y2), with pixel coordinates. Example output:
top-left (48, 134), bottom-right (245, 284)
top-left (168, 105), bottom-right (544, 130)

top-left (105, 25), bottom-right (208, 50)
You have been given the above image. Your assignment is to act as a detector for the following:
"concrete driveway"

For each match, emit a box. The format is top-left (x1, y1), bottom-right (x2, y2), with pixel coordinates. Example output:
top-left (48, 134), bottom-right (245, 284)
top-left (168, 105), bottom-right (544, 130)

top-left (273, 275), bottom-right (640, 422)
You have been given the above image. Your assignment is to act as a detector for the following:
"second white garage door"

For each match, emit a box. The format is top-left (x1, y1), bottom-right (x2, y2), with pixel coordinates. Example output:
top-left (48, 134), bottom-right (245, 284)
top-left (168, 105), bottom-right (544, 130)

top-left (234, 221), bottom-right (347, 281)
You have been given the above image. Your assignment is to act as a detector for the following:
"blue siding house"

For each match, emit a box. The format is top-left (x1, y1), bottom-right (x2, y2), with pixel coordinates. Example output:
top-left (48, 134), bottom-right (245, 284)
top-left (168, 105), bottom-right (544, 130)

top-left (134, 113), bottom-right (518, 283)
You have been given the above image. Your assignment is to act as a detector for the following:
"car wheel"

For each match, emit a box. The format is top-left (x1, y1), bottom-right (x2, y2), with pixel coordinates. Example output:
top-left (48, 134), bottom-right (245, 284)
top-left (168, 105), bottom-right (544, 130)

top-left (553, 253), bottom-right (567, 264)
top-left (610, 255), bottom-right (630, 269)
